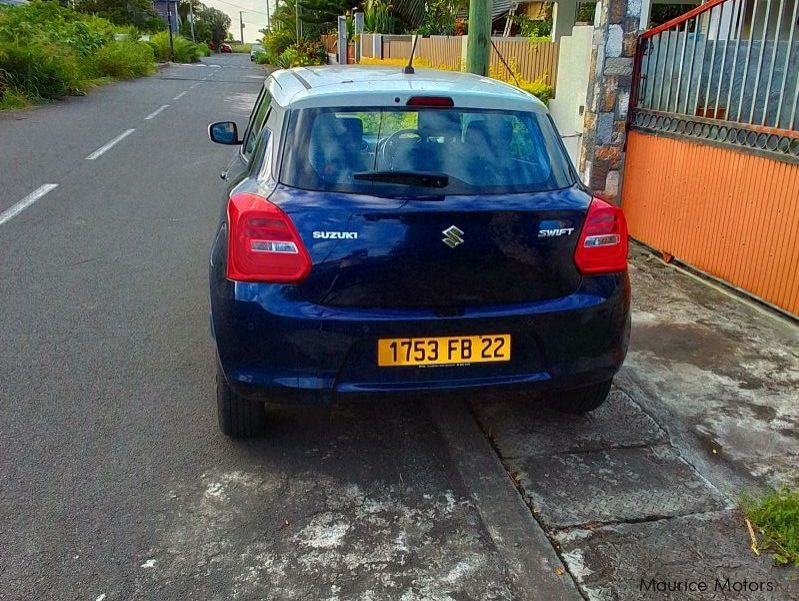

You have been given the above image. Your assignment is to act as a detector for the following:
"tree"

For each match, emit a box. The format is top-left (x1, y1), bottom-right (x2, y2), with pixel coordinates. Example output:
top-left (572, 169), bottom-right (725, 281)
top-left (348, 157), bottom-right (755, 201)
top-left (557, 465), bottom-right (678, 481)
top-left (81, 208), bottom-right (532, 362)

top-left (269, 0), bottom-right (352, 40)
top-left (202, 6), bottom-right (231, 48)
top-left (75, 0), bottom-right (164, 32)
top-left (177, 2), bottom-right (230, 48)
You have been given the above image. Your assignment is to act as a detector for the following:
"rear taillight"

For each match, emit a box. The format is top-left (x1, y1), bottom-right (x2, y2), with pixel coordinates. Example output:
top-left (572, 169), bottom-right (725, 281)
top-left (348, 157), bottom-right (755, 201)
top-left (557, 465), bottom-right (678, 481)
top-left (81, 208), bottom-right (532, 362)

top-left (574, 197), bottom-right (629, 275)
top-left (406, 96), bottom-right (454, 107)
top-left (226, 192), bottom-right (312, 283)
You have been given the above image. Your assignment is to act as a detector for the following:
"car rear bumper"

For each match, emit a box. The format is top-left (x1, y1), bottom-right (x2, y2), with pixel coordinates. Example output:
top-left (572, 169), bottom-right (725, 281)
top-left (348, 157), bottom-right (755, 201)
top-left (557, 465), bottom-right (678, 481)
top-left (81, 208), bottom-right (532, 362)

top-left (210, 274), bottom-right (631, 403)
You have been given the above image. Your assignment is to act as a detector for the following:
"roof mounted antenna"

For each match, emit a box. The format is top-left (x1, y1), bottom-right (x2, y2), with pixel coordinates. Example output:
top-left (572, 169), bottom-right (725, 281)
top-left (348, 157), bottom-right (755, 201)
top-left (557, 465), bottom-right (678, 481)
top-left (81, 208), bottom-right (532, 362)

top-left (404, 34), bottom-right (420, 74)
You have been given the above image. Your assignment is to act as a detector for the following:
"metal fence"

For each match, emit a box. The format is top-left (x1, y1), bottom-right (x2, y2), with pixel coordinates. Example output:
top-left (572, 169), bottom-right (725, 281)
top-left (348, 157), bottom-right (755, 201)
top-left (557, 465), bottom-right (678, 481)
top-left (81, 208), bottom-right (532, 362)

top-left (632, 0), bottom-right (799, 133)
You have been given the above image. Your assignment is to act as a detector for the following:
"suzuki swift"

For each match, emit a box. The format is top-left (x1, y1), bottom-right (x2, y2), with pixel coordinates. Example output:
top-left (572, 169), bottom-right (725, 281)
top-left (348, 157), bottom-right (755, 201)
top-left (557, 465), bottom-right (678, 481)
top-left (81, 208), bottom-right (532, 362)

top-left (207, 65), bottom-right (630, 438)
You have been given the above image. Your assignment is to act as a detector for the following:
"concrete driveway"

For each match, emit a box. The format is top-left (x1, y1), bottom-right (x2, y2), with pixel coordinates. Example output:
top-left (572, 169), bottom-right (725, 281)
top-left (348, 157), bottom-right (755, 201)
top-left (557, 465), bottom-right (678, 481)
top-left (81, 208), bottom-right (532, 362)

top-left (474, 242), bottom-right (799, 600)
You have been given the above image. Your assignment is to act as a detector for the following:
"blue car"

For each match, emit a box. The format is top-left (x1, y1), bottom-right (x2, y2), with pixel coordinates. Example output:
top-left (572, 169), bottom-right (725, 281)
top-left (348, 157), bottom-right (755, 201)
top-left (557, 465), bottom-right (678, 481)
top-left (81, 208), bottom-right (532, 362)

top-left (208, 66), bottom-right (630, 438)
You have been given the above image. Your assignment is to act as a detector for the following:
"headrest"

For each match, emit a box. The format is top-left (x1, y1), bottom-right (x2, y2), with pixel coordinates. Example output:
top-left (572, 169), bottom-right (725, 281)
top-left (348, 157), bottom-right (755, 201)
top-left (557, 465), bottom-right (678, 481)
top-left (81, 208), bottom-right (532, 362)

top-left (417, 111), bottom-right (462, 140)
top-left (464, 118), bottom-right (514, 150)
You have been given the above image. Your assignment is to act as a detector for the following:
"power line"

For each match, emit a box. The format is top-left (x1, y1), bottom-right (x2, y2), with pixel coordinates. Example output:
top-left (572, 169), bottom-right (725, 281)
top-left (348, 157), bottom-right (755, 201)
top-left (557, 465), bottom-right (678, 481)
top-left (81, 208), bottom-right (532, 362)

top-left (207, 0), bottom-right (267, 15)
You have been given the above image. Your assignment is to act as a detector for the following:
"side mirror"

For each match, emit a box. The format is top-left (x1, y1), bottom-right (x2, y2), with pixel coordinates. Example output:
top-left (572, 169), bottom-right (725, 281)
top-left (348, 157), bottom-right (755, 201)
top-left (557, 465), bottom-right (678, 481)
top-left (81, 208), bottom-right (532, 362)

top-left (208, 121), bottom-right (241, 145)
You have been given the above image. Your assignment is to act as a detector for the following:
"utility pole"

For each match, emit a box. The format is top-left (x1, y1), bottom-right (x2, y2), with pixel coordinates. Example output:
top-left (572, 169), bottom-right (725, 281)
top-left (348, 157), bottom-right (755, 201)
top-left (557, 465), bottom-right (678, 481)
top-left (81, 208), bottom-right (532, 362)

top-left (295, 0), bottom-right (301, 41)
top-left (166, 2), bottom-right (175, 62)
top-left (265, 0), bottom-right (271, 32)
top-left (466, 0), bottom-right (492, 76)
top-left (239, 11), bottom-right (245, 43)
top-left (188, 0), bottom-right (196, 43)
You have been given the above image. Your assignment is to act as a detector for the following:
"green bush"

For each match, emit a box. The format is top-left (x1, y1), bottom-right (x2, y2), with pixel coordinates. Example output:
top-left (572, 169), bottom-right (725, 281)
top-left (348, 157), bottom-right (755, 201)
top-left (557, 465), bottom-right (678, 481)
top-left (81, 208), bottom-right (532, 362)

top-left (0, 87), bottom-right (31, 109)
top-left (0, 2), bottom-right (115, 55)
top-left (150, 31), bottom-right (201, 63)
top-left (196, 42), bottom-right (211, 57)
top-left (262, 28), bottom-right (295, 58)
top-left (0, 2), bottom-right (156, 108)
top-left (90, 38), bottom-right (155, 79)
top-left (0, 42), bottom-right (84, 99)
top-left (254, 51), bottom-right (269, 65)
top-left (230, 43), bottom-right (251, 53)
top-left (272, 40), bottom-right (326, 69)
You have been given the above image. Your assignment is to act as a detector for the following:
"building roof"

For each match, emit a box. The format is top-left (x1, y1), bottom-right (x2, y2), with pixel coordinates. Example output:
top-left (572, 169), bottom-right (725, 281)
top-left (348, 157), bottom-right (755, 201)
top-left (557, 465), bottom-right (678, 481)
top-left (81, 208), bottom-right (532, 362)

top-left (267, 65), bottom-right (545, 112)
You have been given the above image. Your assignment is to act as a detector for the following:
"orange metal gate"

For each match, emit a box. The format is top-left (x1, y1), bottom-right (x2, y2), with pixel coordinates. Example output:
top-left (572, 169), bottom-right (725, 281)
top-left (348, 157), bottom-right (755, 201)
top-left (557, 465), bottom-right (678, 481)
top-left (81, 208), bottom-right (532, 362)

top-left (622, 0), bottom-right (799, 316)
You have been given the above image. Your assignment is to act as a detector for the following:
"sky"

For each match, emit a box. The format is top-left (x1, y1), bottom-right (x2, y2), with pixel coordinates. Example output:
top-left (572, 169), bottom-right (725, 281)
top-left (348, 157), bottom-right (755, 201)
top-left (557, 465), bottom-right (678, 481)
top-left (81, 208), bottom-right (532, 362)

top-left (204, 0), bottom-right (274, 43)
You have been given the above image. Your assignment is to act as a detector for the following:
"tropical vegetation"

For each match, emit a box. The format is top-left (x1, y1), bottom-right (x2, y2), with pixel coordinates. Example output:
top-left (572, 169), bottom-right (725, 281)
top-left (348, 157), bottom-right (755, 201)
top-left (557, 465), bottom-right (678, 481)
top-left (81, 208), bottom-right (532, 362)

top-left (0, 1), bottom-right (157, 109)
top-left (177, 0), bottom-right (231, 51)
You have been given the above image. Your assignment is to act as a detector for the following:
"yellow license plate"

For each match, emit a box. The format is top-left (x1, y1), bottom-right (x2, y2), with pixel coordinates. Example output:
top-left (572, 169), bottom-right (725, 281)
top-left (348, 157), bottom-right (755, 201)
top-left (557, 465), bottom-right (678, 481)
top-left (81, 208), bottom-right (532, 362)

top-left (377, 334), bottom-right (511, 367)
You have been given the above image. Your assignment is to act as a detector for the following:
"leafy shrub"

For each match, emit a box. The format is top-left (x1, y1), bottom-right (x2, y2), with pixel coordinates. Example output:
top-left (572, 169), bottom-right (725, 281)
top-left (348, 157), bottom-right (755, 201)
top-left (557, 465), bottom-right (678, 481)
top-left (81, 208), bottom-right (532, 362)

top-left (364, 0), bottom-right (393, 34)
top-left (150, 31), bottom-right (201, 63)
top-left (0, 87), bottom-right (31, 109)
top-left (262, 28), bottom-right (295, 59)
top-left (90, 39), bottom-right (155, 79)
top-left (254, 51), bottom-right (270, 65)
top-left (0, 42), bottom-right (84, 99)
top-left (0, 2), bottom-right (115, 55)
top-left (196, 42), bottom-right (211, 57)
top-left (0, 2), bottom-right (156, 108)
top-left (273, 40), bottom-right (325, 68)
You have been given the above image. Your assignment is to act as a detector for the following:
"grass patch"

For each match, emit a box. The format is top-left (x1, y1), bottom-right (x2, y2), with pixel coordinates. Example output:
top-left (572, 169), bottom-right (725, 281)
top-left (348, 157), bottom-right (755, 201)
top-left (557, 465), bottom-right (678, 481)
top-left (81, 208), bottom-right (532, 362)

top-left (0, 87), bottom-right (32, 109)
top-left (90, 38), bottom-right (155, 79)
top-left (744, 487), bottom-right (799, 567)
top-left (230, 43), bottom-right (251, 53)
top-left (149, 31), bottom-right (202, 63)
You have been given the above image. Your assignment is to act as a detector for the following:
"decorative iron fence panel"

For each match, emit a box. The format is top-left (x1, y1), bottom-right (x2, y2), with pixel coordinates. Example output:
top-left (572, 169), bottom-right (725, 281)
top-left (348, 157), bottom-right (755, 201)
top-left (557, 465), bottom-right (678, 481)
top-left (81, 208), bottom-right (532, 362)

top-left (631, 0), bottom-right (799, 162)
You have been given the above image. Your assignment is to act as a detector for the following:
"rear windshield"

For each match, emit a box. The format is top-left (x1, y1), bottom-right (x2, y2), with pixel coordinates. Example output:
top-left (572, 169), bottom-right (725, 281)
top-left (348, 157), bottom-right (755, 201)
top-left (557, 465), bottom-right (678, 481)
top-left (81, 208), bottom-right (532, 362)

top-left (279, 106), bottom-right (575, 196)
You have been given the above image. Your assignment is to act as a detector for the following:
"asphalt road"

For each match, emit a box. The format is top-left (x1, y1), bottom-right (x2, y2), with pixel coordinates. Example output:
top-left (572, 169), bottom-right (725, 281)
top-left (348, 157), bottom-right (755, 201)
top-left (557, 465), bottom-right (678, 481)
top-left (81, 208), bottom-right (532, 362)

top-left (0, 55), bottom-right (577, 601)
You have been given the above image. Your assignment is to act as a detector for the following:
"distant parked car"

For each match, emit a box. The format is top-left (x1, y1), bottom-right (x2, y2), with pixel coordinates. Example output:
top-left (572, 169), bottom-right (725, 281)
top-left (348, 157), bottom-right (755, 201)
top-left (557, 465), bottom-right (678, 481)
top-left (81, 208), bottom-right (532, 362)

top-left (250, 44), bottom-right (264, 61)
top-left (220, 43), bottom-right (232, 53)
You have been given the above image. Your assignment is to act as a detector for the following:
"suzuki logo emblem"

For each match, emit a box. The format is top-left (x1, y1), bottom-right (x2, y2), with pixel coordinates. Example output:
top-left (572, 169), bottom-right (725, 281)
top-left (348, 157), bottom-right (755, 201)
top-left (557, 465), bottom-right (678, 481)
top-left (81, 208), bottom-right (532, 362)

top-left (442, 225), bottom-right (465, 248)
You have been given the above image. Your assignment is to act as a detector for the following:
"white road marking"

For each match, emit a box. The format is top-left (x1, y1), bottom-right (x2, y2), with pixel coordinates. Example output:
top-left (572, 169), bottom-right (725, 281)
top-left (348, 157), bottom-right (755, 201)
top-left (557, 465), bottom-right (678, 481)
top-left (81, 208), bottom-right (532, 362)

top-left (140, 559), bottom-right (156, 568)
top-left (0, 184), bottom-right (59, 227)
top-left (189, 82), bottom-right (202, 89)
top-left (144, 104), bottom-right (170, 120)
top-left (95, 595), bottom-right (107, 601)
top-left (85, 129), bottom-right (136, 160)
top-left (173, 91), bottom-right (187, 100)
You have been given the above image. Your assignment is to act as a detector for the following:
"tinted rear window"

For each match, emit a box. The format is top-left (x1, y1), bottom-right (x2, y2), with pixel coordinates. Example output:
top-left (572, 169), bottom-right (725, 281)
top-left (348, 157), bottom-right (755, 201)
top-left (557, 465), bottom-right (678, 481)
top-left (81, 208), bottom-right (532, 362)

top-left (279, 107), bottom-right (575, 196)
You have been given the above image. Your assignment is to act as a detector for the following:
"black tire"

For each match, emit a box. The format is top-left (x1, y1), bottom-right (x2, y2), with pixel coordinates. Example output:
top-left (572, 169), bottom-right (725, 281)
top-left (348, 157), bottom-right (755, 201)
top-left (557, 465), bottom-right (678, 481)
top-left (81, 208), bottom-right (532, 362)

top-left (555, 379), bottom-right (613, 414)
top-left (216, 367), bottom-right (265, 438)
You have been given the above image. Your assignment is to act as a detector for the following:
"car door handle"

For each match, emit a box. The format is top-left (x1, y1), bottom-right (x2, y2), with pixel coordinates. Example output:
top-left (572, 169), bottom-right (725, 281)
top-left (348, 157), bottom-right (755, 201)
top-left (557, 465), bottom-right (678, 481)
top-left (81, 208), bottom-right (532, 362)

top-left (220, 171), bottom-right (228, 181)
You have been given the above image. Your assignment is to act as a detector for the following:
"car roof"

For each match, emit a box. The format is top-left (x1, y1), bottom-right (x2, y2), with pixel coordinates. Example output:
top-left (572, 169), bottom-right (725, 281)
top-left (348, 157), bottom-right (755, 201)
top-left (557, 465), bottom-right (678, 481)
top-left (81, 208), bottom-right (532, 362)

top-left (266, 65), bottom-right (546, 113)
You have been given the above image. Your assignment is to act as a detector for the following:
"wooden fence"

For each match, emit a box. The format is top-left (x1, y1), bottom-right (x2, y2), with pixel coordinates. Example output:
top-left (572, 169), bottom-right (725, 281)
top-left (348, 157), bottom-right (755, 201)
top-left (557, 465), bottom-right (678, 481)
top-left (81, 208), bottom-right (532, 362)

top-left (360, 34), bottom-right (559, 90)
top-left (489, 38), bottom-right (559, 88)
top-left (320, 34), bottom-right (337, 54)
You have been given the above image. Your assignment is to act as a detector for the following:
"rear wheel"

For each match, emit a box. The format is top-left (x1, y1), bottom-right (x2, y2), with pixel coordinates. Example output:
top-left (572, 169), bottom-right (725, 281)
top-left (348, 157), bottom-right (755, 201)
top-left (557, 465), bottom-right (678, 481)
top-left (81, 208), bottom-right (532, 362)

top-left (216, 366), bottom-right (264, 438)
top-left (555, 379), bottom-right (613, 414)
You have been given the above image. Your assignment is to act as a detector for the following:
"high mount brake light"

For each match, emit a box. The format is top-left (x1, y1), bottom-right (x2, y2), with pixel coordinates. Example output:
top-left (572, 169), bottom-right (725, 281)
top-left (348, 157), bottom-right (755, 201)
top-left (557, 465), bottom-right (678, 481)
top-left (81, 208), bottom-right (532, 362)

top-left (574, 197), bottom-right (629, 275)
top-left (226, 192), bottom-right (312, 283)
top-left (406, 96), bottom-right (455, 107)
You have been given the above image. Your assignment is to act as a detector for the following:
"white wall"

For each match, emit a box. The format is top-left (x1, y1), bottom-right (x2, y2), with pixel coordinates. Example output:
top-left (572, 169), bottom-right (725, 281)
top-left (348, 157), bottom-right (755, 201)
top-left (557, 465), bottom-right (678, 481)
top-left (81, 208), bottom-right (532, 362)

top-left (548, 25), bottom-right (594, 166)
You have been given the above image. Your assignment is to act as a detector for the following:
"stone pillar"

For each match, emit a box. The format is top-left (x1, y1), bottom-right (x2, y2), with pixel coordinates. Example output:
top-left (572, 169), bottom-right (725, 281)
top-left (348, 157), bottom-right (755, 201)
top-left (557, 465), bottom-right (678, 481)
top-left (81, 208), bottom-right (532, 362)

top-left (552, 0), bottom-right (578, 42)
top-left (578, 0), bottom-right (642, 202)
